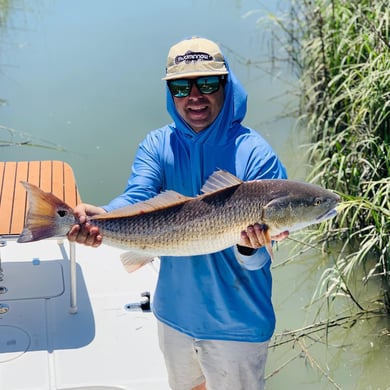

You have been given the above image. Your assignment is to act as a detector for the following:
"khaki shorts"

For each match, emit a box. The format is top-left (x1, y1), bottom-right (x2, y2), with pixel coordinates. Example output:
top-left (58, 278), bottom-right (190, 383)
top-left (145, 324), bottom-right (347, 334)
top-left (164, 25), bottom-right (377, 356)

top-left (157, 321), bottom-right (269, 390)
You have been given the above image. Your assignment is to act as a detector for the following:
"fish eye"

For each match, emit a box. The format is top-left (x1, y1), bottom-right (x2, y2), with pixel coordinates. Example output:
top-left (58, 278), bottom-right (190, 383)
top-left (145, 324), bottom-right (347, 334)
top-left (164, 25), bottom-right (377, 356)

top-left (314, 198), bottom-right (322, 206)
top-left (57, 210), bottom-right (67, 217)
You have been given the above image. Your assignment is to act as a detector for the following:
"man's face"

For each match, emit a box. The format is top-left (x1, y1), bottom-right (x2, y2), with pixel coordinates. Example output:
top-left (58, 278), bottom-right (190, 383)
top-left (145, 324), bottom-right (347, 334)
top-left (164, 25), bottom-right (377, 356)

top-left (172, 77), bottom-right (225, 133)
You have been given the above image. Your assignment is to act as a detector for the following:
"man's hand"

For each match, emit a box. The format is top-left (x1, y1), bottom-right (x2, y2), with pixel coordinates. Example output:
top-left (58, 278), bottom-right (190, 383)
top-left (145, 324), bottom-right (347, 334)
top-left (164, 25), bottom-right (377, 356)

top-left (239, 223), bottom-right (289, 249)
top-left (67, 203), bottom-right (106, 247)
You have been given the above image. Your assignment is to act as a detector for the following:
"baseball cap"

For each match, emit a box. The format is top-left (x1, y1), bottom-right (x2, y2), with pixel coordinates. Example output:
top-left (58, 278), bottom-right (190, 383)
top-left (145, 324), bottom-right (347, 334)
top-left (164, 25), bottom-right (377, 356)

top-left (163, 37), bottom-right (229, 80)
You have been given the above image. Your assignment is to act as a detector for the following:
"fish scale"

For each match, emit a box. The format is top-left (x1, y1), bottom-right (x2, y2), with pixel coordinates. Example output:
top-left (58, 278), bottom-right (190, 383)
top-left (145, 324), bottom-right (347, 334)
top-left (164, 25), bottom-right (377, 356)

top-left (17, 170), bottom-right (340, 271)
top-left (89, 179), bottom-right (339, 257)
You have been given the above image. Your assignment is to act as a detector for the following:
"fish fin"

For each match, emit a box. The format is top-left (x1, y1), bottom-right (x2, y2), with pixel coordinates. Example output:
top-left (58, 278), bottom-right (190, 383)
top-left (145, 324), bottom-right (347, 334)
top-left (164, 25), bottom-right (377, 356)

top-left (260, 228), bottom-right (274, 261)
top-left (201, 170), bottom-right (243, 194)
top-left (93, 191), bottom-right (193, 220)
top-left (120, 251), bottom-right (154, 273)
top-left (17, 181), bottom-right (74, 243)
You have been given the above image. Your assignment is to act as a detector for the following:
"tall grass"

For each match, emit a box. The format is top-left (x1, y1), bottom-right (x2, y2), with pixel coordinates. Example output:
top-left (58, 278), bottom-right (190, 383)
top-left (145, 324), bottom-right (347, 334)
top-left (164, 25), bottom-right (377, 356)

top-left (0, 0), bottom-right (11, 29)
top-left (266, 0), bottom-right (390, 314)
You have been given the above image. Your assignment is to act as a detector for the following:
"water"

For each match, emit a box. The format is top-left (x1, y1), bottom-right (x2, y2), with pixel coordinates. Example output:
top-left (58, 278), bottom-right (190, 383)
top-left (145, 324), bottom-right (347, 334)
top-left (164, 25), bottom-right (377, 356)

top-left (1, 1), bottom-right (389, 389)
top-left (1, 0), bottom-right (299, 204)
top-left (268, 247), bottom-right (390, 389)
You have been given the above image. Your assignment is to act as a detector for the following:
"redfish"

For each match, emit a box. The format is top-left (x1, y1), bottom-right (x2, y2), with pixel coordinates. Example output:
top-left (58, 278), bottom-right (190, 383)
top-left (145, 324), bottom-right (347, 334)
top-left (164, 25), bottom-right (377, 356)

top-left (17, 170), bottom-right (340, 271)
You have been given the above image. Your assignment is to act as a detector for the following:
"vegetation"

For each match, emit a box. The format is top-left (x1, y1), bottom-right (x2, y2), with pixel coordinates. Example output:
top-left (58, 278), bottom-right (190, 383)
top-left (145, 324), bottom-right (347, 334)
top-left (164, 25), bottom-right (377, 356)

top-left (0, 0), bottom-right (11, 29)
top-left (270, 0), bottom-right (390, 315)
top-left (250, 2), bottom-right (390, 385)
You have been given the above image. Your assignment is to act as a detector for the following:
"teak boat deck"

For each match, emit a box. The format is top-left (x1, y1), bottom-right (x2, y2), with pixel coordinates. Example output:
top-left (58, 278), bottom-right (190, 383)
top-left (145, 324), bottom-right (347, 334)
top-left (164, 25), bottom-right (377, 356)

top-left (0, 160), bottom-right (81, 237)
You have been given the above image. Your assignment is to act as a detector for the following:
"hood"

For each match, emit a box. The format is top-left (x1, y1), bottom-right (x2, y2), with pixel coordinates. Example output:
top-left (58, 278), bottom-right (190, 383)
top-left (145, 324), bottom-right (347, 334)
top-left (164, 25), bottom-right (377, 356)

top-left (165, 59), bottom-right (248, 145)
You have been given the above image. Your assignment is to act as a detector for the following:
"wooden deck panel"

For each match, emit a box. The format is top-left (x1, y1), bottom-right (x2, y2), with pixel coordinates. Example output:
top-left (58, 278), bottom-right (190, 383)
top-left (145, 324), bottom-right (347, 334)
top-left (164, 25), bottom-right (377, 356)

top-left (0, 161), bottom-right (81, 236)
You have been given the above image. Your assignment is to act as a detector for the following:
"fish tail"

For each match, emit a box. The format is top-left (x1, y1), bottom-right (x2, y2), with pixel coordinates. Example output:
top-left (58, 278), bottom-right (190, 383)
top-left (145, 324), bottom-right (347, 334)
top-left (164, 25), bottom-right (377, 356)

top-left (17, 181), bottom-right (75, 243)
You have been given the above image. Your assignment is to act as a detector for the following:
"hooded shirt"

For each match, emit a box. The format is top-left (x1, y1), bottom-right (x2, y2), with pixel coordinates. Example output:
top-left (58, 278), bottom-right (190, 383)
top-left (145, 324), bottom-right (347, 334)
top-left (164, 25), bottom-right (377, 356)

top-left (104, 61), bottom-right (287, 342)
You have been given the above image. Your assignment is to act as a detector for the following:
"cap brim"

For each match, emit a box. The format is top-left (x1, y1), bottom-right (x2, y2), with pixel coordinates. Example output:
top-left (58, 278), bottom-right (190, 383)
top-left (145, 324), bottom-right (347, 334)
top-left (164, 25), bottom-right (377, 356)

top-left (162, 70), bottom-right (228, 81)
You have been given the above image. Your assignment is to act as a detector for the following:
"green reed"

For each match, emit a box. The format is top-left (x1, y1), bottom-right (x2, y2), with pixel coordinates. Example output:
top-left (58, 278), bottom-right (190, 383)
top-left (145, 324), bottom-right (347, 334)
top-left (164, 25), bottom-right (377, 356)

top-left (268, 0), bottom-right (390, 313)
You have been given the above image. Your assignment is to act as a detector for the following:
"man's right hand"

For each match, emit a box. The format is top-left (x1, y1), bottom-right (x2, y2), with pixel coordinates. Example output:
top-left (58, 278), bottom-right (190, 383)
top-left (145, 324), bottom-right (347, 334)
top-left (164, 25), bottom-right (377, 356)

top-left (67, 203), bottom-right (106, 247)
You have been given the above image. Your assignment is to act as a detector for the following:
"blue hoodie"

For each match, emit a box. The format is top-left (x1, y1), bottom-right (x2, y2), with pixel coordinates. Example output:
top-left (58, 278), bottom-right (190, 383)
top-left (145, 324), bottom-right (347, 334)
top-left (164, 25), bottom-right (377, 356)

top-left (104, 61), bottom-right (287, 342)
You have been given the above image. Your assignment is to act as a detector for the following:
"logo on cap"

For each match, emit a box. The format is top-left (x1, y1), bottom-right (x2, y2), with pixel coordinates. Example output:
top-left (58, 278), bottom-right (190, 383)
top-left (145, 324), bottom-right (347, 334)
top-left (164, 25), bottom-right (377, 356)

top-left (175, 51), bottom-right (213, 65)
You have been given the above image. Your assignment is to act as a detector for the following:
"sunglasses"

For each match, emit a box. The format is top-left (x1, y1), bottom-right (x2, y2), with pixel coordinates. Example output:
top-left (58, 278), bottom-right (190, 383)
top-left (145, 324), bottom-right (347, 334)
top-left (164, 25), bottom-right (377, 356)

top-left (168, 75), bottom-right (226, 98)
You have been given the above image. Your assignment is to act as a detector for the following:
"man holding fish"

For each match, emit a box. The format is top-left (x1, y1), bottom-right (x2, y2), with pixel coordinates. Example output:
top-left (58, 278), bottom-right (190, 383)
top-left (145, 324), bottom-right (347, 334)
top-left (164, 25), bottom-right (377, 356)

top-left (68, 37), bottom-right (290, 390)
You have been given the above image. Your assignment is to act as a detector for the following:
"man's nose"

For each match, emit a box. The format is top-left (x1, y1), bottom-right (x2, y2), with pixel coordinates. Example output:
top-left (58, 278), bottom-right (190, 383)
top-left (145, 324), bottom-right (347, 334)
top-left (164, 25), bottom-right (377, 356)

top-left (189, 83), bottom-right (202, 98)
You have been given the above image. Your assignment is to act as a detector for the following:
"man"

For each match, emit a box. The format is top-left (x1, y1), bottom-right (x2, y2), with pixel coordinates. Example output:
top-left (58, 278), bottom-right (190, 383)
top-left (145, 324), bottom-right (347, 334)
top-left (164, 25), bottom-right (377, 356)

top-left (69, 36), bottom-right (288, 390)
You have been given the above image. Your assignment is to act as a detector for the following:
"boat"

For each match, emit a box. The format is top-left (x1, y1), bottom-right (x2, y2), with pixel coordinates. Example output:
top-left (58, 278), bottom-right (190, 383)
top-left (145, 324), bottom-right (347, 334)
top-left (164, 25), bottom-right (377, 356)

top-left (0, 160), bottom-right (169, 389)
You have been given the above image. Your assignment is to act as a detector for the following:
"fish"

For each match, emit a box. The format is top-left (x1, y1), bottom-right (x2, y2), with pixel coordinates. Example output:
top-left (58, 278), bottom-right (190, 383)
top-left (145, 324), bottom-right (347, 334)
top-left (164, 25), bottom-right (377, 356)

top-left (17, 170), bottom-right (340, 272)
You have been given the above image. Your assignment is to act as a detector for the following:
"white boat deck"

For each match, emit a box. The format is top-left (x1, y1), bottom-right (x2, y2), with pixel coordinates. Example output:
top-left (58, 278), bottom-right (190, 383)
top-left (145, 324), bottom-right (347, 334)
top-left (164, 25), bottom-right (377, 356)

top-left (0, 239), bottom-right (169, 389)
top-left (0, 160), bottom-right (169, 389)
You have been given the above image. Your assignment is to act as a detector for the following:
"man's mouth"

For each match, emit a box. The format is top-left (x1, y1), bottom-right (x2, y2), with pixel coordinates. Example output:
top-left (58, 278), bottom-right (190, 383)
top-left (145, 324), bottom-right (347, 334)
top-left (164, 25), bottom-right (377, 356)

top-left (188, 106), bottom-right (208, 113)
